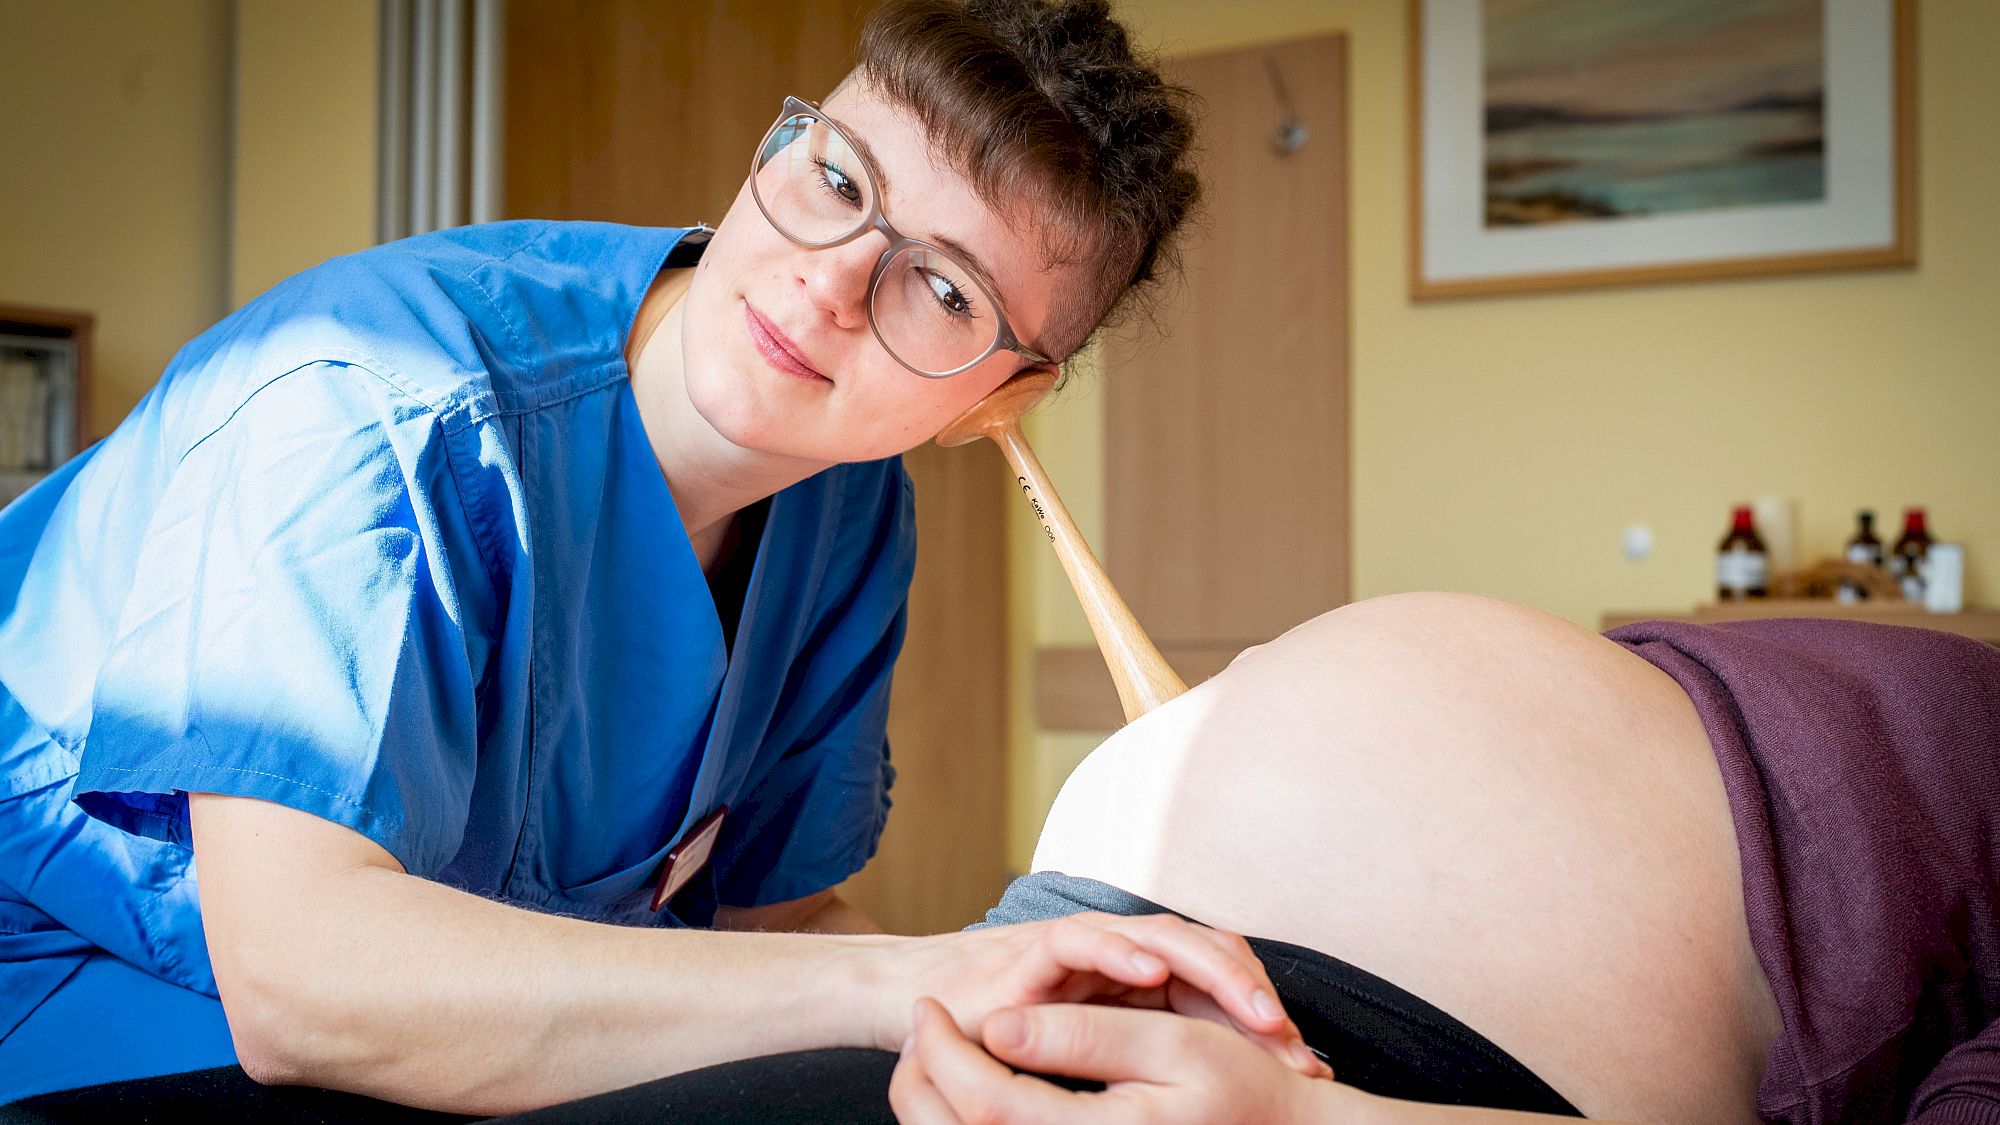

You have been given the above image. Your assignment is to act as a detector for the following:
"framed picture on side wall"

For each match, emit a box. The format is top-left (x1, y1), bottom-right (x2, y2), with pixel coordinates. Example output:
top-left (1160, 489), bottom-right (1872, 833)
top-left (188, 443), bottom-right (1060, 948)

top-left (1410, 0), bottom-right (1916, 299)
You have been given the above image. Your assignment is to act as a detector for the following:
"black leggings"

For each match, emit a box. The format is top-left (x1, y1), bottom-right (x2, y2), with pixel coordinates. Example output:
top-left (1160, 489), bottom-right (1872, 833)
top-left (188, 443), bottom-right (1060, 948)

top-left (945, 872), bottom-right (1580, 1115)
top-left (2, 874), bottom-right (1579, 1123)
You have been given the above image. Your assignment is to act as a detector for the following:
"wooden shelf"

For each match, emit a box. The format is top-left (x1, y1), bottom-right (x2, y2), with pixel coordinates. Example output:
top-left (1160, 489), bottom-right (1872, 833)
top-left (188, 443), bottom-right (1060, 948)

top-left (1603, 601), bottom-right (2000, 647)
top-left (1038, 643), bottom-right (1246, 731)
top-left (1042, 602), bottom-right (2000, 732)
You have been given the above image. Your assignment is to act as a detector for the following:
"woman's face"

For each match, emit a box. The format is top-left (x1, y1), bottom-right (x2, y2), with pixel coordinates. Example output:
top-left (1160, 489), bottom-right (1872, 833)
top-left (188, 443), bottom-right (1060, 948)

top-left (679, 82), bottom-right (1072, 466)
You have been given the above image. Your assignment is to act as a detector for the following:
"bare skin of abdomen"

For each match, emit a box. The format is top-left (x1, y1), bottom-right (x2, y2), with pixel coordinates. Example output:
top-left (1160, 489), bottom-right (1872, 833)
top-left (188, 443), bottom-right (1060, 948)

top-left (1030, 593), bottom-right (1781, 1125)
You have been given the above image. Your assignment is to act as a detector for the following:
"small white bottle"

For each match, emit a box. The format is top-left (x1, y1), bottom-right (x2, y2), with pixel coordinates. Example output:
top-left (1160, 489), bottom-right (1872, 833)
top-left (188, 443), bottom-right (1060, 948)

top-left (1921, 544), bottom-right (1964, 614)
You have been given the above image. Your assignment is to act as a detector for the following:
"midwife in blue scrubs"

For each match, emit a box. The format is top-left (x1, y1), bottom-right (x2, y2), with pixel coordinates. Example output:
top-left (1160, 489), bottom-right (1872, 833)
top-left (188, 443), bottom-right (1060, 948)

top-left (0, 0), bottom-right (1319, 1113)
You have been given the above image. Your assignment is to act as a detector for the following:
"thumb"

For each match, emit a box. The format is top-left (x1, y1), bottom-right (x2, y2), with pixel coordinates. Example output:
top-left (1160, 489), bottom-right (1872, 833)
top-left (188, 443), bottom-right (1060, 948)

top-left (981, 1003), bottom-right (1217, 1085)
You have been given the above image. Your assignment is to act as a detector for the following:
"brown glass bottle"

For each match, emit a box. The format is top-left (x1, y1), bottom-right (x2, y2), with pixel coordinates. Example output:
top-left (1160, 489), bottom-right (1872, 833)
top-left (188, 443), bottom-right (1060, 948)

top-left (1889, 507), bottom-right (1932, 601)
top-left (1716, 504), bottom-right (1768, 601)
top-left (1838, 509), bottom-right (1885, 603)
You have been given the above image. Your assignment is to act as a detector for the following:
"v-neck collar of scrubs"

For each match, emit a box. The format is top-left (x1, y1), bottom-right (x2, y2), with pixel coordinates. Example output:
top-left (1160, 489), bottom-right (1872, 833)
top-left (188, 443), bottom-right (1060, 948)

top-left (610, 377), bottom-right (784, 677)
top-left (496, 222), bottom-right (831, 912)
top-left (606, 366), bottom-right (805, 873)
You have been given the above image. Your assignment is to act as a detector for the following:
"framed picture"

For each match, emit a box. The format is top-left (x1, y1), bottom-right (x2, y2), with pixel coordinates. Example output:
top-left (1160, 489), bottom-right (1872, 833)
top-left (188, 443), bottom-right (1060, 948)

top-left (1410, 0), bottom-right (1915, 299)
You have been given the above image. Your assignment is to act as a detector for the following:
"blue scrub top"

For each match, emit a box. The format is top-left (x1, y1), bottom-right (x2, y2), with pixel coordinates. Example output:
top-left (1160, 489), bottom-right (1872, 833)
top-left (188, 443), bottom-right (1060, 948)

top-left (0, 221), bottom-right (915, 1053)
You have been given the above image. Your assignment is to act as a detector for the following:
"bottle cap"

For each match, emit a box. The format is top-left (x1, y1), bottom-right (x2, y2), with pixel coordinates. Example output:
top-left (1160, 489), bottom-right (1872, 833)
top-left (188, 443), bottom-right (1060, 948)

top-left (1905, 507), bottom-right (1927, 533)
top-left (1731, 504), bottom-right (1755, 530)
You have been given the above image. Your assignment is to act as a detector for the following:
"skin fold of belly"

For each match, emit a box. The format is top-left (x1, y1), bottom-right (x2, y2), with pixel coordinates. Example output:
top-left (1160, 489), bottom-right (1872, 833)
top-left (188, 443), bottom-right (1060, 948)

top-left (1030, 594), bottom-right (1781, 1125)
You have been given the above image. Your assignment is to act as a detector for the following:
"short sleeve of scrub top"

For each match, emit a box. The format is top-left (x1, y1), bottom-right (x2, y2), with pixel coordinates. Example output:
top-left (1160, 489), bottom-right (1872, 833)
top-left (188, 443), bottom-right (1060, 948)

top-left (75, 362), bottom-right (481, 876)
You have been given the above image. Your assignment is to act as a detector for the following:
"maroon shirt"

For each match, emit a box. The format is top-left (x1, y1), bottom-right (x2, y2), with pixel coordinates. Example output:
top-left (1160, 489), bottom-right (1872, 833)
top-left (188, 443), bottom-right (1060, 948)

top-left (1611, 618), bottom-right (2000, 1124)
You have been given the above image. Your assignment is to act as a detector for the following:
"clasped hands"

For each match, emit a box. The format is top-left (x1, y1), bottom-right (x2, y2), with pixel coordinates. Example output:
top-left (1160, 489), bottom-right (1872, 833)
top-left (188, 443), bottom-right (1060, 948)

top-left (882, 911), bottom-right (1355, 1124)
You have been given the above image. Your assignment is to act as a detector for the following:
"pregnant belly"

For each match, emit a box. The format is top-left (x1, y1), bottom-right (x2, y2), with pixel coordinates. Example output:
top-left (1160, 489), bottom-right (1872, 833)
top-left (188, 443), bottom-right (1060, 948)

top-left (1029, 594), bottom-right (1778, 1125)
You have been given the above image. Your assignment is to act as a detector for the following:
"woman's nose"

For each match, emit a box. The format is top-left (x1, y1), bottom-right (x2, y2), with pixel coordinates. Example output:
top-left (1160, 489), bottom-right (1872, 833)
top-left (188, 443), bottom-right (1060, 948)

top-left (797, 232), bottom-right (884, 331)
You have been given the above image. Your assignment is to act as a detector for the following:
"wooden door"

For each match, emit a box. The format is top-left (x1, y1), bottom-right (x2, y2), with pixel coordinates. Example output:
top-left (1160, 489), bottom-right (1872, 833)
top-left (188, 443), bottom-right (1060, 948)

top-left (1043, 35), bottom-right (1349, 727)
top-left (1041, 35), bottom-right (1350, 728)
top-left (505, 0), bottom-right (1011, 933)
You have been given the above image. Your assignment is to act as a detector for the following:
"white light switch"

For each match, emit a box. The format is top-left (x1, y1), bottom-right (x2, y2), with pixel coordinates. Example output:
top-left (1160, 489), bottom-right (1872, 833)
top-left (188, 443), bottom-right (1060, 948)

top-left (1622, 524), bottom-right (1654, 562)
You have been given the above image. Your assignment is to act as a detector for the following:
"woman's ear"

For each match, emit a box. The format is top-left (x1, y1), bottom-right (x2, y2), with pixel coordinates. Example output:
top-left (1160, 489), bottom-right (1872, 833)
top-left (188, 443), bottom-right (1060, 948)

top-left (935, 369), bottom-right (1062, 448)
top-left (1014, 360), bottom-right (1065, 392)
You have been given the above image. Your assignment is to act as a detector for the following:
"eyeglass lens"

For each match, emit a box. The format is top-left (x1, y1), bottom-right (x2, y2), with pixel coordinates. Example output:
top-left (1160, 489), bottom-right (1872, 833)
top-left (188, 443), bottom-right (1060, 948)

top-left (754, 113), bottom-right (1000, 376)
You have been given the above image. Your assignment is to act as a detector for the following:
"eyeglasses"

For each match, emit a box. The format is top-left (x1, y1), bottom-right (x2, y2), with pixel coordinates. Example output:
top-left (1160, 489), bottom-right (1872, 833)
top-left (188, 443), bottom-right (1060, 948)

top-left (750, 96), bottom-right (1052, 379)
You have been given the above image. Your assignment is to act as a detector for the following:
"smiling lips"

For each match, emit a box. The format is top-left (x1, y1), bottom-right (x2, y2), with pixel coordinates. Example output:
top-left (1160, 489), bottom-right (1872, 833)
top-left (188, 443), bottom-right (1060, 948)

top-left (743, 304), bottom-right (830, 383)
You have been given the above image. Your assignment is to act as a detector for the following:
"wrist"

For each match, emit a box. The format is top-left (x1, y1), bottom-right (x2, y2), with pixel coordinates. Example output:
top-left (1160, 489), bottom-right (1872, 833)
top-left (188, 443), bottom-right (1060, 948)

top-left (716, 929), bottom-right (907, 1058)
top-left (823, 933), bottom-right (916, 1051)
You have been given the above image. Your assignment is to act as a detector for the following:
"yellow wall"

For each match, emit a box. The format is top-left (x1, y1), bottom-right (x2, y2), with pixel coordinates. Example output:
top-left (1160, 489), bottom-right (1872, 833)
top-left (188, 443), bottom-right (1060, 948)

top-left (0, 1), bottom-right (232, 433)
top-left (1008, 0), bottom-right (2000, 868)
top-left (0, 0), bottom-right (378, 429)
top-left (231, 0), bottom-right (380, 308)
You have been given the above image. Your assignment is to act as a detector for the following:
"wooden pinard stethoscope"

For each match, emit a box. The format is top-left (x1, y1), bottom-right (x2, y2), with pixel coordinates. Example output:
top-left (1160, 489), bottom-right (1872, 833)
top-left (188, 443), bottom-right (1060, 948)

top-left (936, 371), bottom-right (1186, 722)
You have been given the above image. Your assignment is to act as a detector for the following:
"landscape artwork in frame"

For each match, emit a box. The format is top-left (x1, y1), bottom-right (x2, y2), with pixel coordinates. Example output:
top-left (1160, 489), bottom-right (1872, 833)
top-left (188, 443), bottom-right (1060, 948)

top-left (1411, 0), bottom-right (1914, 299)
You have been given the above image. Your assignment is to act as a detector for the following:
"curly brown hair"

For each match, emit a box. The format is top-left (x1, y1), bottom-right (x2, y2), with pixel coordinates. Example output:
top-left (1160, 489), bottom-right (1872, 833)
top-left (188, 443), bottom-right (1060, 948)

top-left (853, 0), bottom-right (1201, 361)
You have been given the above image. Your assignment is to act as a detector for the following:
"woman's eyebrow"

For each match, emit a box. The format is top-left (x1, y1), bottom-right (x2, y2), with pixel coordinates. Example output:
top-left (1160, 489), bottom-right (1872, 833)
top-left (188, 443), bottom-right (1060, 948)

top-left (846, 125), bottom-right (1019, 326)
top-left (928, 234), bottom-right (1011, 320)
top-left (844, 129), bottom-right (894, 198)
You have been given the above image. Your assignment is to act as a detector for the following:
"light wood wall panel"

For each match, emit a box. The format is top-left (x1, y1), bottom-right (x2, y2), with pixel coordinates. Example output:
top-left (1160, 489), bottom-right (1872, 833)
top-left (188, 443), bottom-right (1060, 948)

top-left (505, 0), bottom-right (873, 226)
top-left (1103, 35), bottom-right (1351, 649)
top-left (845, 442), bottom-right (1011, 930)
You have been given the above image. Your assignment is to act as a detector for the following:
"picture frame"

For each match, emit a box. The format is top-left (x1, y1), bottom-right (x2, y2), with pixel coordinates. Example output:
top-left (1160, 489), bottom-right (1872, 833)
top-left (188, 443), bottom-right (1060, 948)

top-left (1409, 0), bottom-right (1916, 300)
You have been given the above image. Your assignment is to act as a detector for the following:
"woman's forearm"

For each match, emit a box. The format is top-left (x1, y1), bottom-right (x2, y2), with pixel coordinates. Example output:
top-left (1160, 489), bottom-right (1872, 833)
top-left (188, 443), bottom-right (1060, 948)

top-left (193, 796), bottom-right (1302, 1117)
top-left (224, 863), bottom-right (903, 1114)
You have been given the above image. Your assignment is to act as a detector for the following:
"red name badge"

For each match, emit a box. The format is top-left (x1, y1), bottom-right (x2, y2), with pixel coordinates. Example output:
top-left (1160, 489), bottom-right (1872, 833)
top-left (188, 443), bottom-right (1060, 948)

top-left (651, 806), bottom-right (727, 912)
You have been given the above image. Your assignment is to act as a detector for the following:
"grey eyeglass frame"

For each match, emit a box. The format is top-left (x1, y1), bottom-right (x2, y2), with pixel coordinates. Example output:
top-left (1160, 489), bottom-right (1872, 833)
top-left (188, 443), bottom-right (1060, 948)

top-left (750, 95), bottom-right (1053, 380)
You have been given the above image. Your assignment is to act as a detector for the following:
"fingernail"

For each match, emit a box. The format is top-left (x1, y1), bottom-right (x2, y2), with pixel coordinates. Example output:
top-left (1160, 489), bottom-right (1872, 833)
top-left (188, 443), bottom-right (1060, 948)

top-left (1291, 1041), bottom-right (1319, 1072)
top-left (1253, 990), bottom-right (1283, 1023)
top-left (911, 999), bottom-right (929, 1030)
top-left (987, 1008), bottom-right (1027, 1051)
top-left (1129, 950), bottom-right (1166, 976)
top-left (901, 1034), bottom-right (916, 1055)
